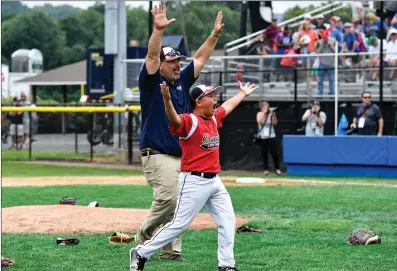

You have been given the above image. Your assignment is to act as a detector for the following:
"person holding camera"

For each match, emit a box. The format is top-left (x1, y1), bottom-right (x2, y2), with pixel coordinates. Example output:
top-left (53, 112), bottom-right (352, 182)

top-left (256, 101), bottom-right (281, 175)
top-left (302, 101), bottom-right (327, 136)
top-left (350, 91), bottom-right (383, 136)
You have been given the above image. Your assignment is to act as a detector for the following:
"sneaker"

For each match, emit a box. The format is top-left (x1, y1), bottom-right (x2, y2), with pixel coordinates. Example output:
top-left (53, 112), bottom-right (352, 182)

top-left (275, 169), bottom-right (282, 175)
top-left (218, 267), bottom-right (239, 271)
top-left (130, 248), bottom-right (147, 271)
top-left (264, 170), bottom-right (269, 176)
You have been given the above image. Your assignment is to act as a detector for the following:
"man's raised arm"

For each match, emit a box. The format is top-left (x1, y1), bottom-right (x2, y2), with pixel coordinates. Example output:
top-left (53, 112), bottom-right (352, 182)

top-left (193, 11), bottom-right (225, 78)
top-left (146, 4), bottom-right (176, 75)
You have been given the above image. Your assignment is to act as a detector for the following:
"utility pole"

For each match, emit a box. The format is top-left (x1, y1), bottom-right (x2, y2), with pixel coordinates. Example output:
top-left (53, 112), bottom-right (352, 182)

top-left (105, 1), bottom-right (127, 151)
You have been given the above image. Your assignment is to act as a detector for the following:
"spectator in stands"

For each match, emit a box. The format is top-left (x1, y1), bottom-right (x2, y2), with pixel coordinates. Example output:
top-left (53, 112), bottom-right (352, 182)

top-left (301, 14), bottom-right (316, 30)
top-left (262, 17), bottom-right (281, 81)
top-left (297, 21), bottom-right (318, 57)
top-left (329, 16), bottom-right (343, 52)
top-left (352, 17), bottom-right (364, 33)
top-left (20, 92), bottom-right (37, 146)
top-left (364, 12), bottom-right (388, 39)
top-left (366, 36), bottom-right (386, 80)
top-left (392, 12), bottom-right (397, 30)
top-left (336, 17), bottom-right (344, 32)
top-left (350, 91), bottom-right (383, 136)
top-left (263, 16), bottom-right (281, 51)
top-left (314, 14), bottom-right (327, 31)
top-left (280, 45), bottom-right (299, 81)
top-left (273, 25), bottom-right (292, 81)
top-left (6, 98), bottom-right (24, 149)
top-left (302, 101), bottom-right (327, 136)
top-left (350, 1), bottom-right (364, 22)
top-left (256, 101), bottom-right (281, 175)
top-left (316, 29), bottom-right (336, 95)
top-left (385, 28), bottom-right (397, 79)
top-left (342, 23), bottom-right (362, 82)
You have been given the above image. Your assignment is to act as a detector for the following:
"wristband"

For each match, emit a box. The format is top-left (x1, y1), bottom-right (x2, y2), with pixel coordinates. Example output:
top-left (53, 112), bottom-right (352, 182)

top-left (211, 29), bottom-right (221, 38)
top-left (155, 25), bottom-right (164, 31)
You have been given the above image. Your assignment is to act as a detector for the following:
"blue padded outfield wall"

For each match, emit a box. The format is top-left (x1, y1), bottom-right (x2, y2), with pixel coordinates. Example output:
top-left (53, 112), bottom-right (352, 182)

top-left (283, 136), bottom-right (397, 178)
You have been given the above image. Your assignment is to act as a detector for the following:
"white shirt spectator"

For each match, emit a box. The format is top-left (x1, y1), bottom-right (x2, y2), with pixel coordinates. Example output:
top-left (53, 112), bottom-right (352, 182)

top-left (368, 39), bottom-right (387, 61)
top-left (350, 1), bottom-right (363, 20)
top-left (257, 112), bottom-right (276, 139)
top-left (385, 39), bottom-right (397, 61)
top-left (303, 109), bottom-right (327, 136)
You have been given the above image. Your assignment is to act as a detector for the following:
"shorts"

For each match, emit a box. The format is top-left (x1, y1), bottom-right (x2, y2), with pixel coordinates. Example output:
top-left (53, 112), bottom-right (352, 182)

top-left (23, 120), bottom-right (30, 134)
top-left (9, 124), bottom-right (23, 136)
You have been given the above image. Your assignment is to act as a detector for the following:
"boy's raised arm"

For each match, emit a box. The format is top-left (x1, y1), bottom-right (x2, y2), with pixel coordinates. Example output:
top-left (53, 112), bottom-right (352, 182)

top-left (160, 82), bottom-right (181, 127)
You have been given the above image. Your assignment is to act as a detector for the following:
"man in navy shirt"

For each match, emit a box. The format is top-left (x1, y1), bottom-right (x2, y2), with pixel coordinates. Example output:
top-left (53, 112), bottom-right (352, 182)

top-left (134, 4), bottom-right (225, 262)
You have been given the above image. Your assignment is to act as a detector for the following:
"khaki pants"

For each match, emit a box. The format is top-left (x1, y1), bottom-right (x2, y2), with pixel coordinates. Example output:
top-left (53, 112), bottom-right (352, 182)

top-left (136, 153), bottom-right (182, 258)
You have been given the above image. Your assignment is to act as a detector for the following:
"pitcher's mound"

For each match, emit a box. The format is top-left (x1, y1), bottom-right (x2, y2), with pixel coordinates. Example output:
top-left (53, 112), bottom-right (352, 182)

top-left (2, 205), bottom-right (248, 234)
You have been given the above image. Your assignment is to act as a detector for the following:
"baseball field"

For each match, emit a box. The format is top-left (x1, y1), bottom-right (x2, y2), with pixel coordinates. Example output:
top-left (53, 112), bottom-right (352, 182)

top-left (2, 156), bottom-right (397, 271)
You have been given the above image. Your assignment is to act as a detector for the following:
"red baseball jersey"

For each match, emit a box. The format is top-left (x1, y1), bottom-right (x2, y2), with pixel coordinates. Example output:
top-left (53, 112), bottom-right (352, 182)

top-left (169, 107), bottom-right (226, 173)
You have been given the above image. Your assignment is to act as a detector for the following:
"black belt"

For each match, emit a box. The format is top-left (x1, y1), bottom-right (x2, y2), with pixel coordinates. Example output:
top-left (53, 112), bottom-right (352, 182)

top-left (191, 172), bottom-right (217, 179)
top-left (141, 149), bottom-right (164, 157)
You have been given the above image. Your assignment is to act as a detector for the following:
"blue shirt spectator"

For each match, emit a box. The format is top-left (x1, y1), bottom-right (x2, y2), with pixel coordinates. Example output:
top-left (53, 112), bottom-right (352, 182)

top-left (391, 13), bottom-right (397, 30)
top-left (365, 19), bottom-right (388, 37)
top-left (274, 31), bottom-right (292, 55)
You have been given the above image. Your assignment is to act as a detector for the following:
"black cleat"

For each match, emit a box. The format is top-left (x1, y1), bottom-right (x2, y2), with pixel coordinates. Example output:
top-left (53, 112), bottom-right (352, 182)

top-left (130, 248), bottom-right (147, 271)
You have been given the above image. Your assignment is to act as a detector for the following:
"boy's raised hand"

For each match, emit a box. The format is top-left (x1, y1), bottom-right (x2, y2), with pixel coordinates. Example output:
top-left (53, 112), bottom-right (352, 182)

top-left (238, 81), bottom-right (258, 96)
top-left (160, 82), bottom-right (171, 101)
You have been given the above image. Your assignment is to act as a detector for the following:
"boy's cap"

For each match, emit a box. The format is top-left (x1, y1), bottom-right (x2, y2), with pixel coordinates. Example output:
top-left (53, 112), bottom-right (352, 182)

top-left (160, 47), bottom-right (186, 62)
top-left (190, 85), bottom-right (224, 101)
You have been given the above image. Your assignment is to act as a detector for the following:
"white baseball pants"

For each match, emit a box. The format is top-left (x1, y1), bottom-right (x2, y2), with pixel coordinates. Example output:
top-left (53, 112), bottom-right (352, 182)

top-left (136, 171), bottom-right (236, 267)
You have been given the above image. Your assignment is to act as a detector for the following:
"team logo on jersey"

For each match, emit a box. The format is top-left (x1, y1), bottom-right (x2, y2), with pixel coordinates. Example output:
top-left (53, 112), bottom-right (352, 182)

top-left (176, 85), bottom-right (182, 91)
top-left (200, 133), bottom-right (220, 150)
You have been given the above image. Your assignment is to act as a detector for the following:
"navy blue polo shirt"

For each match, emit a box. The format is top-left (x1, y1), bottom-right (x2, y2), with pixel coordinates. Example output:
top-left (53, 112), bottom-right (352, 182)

top-left (139, 61), bottom-right (197, 157)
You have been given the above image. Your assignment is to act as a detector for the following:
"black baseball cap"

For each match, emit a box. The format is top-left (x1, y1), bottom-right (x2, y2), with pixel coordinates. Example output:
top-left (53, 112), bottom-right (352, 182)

top-left (190, 85), bottom-right (224, 101)
top-left (160, 47), bottom-right (186, 62)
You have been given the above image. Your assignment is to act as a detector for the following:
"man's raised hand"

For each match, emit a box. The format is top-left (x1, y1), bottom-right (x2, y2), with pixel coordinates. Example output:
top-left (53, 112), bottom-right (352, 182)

top-left (213, 11), bottom-right (225, 36)
top-left (151, 4), bottom-right (176, 30)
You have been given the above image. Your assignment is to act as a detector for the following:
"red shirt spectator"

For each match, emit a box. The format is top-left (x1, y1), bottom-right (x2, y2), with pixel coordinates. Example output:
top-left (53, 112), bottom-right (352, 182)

top-left (263, 17), bottom-right (281, 49)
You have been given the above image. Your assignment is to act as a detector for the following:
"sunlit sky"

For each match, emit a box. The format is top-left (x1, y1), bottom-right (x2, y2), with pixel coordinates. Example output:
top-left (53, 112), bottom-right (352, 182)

top-left (21, 1), bottom-right (334, 14)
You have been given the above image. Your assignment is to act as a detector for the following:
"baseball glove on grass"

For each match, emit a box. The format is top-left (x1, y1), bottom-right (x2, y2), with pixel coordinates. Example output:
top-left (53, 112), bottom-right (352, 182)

top-left (59, 197), bottom-right (76, 205)
top-left (108, 232), bottom-right (133, 244)
top-left (237, 225), bottom-right (262, 233)
top-left (1, 257), bottom-right (15, 267)
top-left (347, 228), bottom-right (381, 246)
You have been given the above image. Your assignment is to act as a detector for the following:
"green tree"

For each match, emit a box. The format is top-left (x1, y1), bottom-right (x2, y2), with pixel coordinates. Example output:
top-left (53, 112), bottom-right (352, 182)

top-left (31, 3), bottom-right (82, 19)
top-left (59, 8), bottom-right (104, 49)
top-left (126, 7), bottom-right (150, 47)
top-left (1, 1), bottom-right (28, 16)
top-left (1, 12), bottom-right (66, 70)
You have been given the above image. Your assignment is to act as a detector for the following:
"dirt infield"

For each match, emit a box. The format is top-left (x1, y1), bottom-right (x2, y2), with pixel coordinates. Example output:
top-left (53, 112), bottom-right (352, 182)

top-left (2, 205), bottom-right (248, 234)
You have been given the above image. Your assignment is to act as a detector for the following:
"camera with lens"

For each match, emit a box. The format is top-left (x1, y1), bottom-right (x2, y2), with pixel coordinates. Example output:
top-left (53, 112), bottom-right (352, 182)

top-left (269, 107), bottom-right (279, 113)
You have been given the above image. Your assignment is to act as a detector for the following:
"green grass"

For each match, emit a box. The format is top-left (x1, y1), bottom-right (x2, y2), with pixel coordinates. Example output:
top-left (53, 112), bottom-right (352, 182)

top-left (2, 150), bottom-right (111, 161)
top-left (2, 162), bottom-right (142, 177)
top-left (2, 185), bottom-right (397, 270)
top-left (3, 161), bottom-right (396, 183)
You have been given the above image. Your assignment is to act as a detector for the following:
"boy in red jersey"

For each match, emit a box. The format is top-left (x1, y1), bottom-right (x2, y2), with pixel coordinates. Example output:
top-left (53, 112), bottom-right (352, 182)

top-left (130, 81), bottom-right (257, 271)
